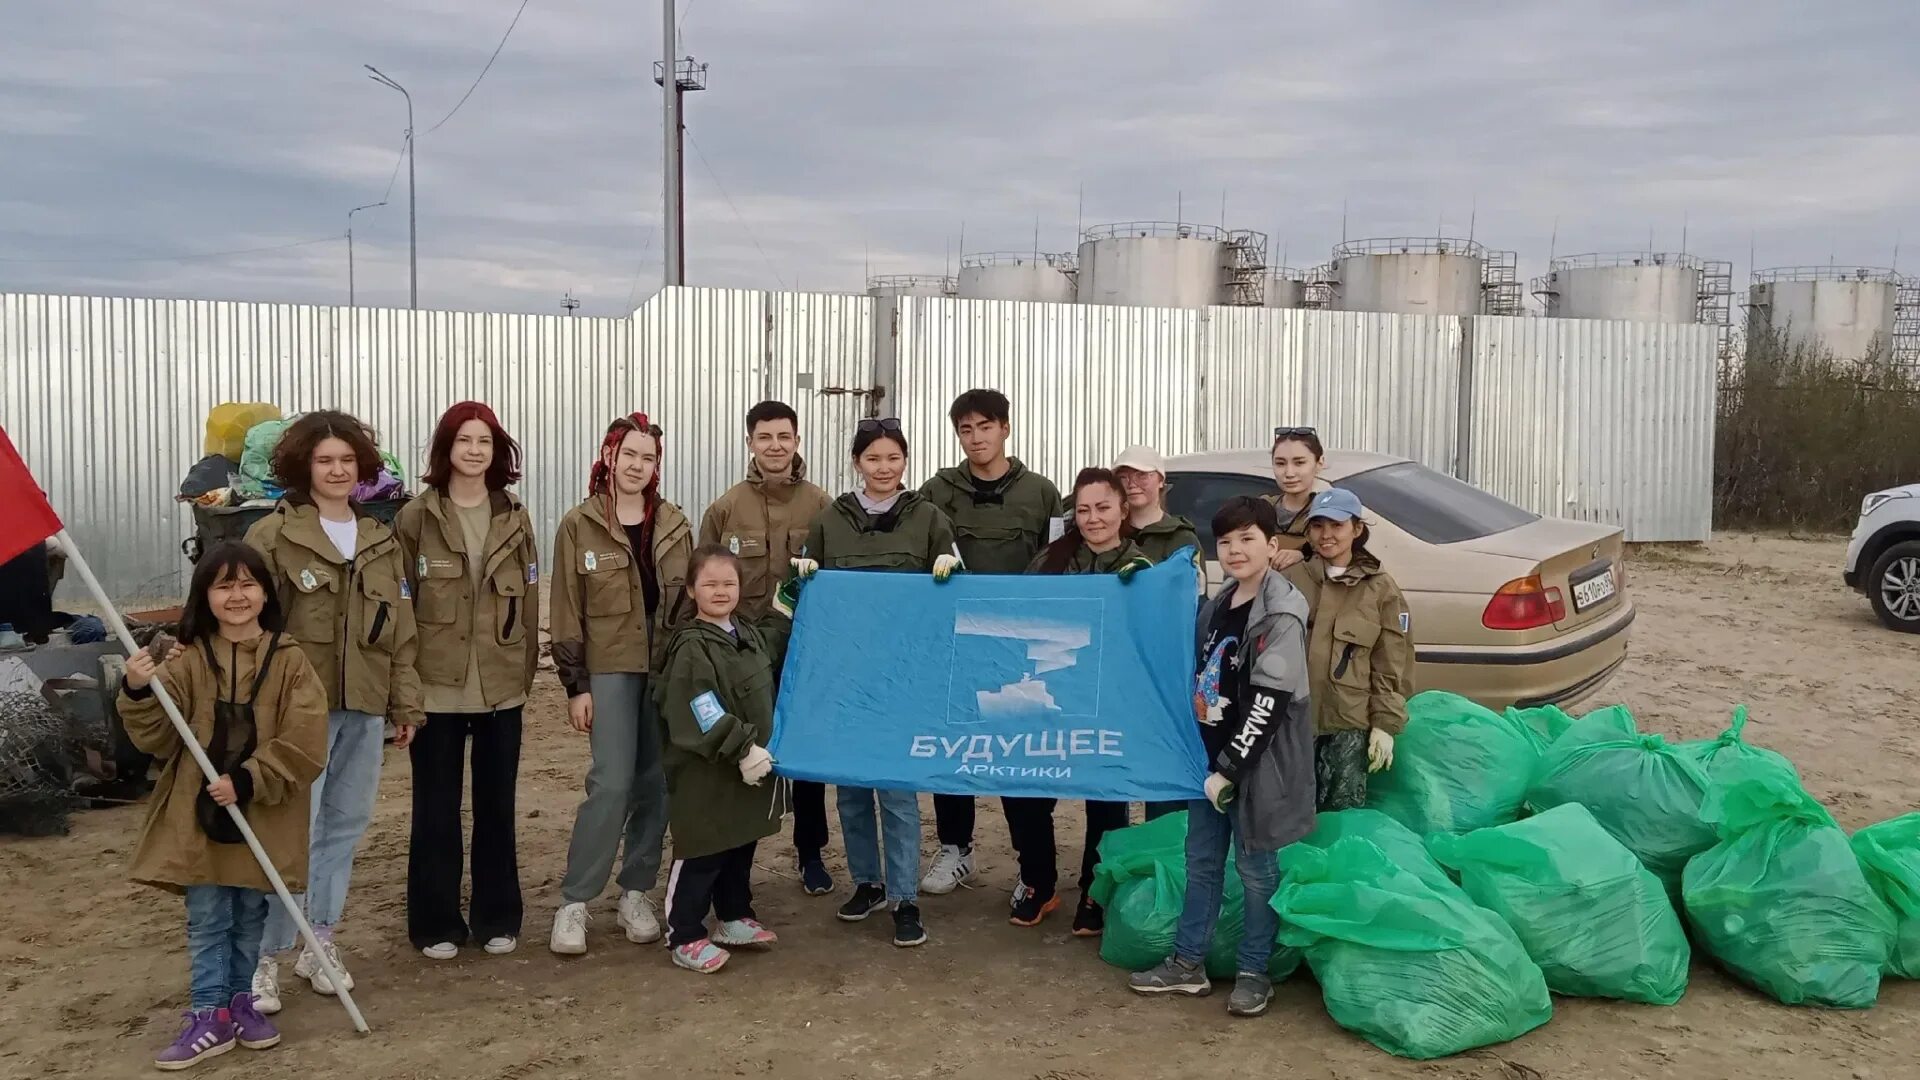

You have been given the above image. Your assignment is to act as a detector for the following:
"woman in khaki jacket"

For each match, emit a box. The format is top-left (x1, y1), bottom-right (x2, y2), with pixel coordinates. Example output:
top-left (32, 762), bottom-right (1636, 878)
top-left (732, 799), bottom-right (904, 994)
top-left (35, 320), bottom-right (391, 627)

top-left (242, 409), bottom-right (423, 1013)
top-left (395, 402), bottom-right (540, 960)
top-left (547, 413), bottom-right (693, 956)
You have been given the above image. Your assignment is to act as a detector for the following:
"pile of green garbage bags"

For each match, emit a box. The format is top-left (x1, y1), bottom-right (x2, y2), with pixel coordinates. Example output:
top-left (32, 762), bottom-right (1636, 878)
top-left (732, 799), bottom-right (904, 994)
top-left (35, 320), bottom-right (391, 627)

top-left (1364, 692), bottom-right (1540, 834)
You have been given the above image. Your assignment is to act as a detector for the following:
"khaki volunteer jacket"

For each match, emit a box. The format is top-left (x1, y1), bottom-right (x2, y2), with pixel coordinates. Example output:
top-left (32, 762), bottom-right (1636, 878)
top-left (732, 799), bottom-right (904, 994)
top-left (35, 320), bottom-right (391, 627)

top-left (394, 488), bottom-right (541, 708)
top-left (698, 457), bottom-right (830, 621)
top-left (549, 495), bottom-right (693, 696)
top-left (1296, 552), bottom-right (1414, 735)
top-left (120, 632), bottom-right (329, 893)
top-left (245, 501), bottom-right (426, 729)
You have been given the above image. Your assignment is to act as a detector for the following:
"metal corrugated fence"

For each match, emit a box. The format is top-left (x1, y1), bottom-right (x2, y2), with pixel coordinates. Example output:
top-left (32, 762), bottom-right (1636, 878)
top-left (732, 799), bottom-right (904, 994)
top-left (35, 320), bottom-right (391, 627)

top-left (1466, 316), bottom-right (1717, 542)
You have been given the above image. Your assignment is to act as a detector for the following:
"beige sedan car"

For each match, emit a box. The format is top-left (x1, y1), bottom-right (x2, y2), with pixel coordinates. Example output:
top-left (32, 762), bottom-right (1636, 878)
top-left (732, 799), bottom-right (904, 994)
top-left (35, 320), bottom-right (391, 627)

top-left (1164, 449), bottom-right (1634, 711)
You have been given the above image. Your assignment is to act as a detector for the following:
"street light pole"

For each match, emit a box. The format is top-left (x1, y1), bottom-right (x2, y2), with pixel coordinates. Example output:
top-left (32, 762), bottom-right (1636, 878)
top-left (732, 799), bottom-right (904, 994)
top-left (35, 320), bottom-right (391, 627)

top-left (365, 65), bottom-right (417, 309)
top-left (346, 201), bottom-right (385, 307)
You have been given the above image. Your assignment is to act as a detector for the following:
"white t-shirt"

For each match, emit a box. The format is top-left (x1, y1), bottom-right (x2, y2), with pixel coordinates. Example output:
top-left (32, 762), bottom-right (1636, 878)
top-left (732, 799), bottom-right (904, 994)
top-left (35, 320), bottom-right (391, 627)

top-left (320, 516), bottom-right (358, 561)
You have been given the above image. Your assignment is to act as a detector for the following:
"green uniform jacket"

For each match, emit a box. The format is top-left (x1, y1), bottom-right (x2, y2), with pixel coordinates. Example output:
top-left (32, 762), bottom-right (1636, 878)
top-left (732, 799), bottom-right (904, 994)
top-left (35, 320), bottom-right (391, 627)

top-left (1026, 538), bottom-right (1151, 575)
top-left (1131, 512), bottom-right (1201, 566)
top-left (804, 491), bottom-right (958, 572)
top-left (654, 616), bottom-right (793, 860)
top-left (1296, 552), bottom-right (1414, 735)
top-left (919, 459), bottom-right (1063, 575)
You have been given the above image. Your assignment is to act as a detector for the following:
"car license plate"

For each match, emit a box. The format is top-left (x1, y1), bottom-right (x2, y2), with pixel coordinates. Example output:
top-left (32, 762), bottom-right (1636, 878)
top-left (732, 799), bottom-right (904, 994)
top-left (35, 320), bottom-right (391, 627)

top-left (1572, 567), bottom-right (1616, 611)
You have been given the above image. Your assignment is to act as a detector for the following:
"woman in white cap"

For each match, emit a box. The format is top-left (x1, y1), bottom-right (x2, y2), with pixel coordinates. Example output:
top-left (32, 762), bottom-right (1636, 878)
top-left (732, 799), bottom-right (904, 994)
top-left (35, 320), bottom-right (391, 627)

top-left (1112, 445), bottom-right (1200, 570)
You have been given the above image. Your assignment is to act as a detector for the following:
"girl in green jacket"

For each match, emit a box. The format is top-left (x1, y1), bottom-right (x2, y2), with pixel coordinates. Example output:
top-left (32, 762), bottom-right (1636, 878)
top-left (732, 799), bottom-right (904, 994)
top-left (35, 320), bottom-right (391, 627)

top-left (656, 544), bottom-right (789, 973)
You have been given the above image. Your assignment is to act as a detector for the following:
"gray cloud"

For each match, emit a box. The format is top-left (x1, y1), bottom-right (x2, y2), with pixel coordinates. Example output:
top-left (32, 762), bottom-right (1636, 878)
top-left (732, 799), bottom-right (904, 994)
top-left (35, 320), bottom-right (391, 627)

top-left (3, 0), bottom-right (1917, 315)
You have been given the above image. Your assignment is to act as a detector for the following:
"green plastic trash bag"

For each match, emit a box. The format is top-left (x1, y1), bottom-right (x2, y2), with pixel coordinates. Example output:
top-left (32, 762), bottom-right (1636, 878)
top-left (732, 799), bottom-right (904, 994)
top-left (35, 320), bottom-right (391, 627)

top-left (1101, 864), bottom-right (1183, 971)
top-left (1506, 703), bottom-right (1576, 751)
top-left (1276, 837), bottom-right (1552, 1060)
top-left (1526, 713), bottom-right (1714, 893)
top-left (1428, 803), bottom-right (1690, 1004)
top-left (1089, 811), bottom-right (1188, 907)
top-left (1365, 691), bottom-right (1541, 835)
top-left (1677, 706), bottom-right (1800, 790)
top-left (1682, 759), bottom-right (1895, 1007)
top-left (1850, 814), bottom-right (1920, 980)
top-left (1303, 808), bottom-right (1458, 895)
top-left (234, 416), bottom-right (295, 500)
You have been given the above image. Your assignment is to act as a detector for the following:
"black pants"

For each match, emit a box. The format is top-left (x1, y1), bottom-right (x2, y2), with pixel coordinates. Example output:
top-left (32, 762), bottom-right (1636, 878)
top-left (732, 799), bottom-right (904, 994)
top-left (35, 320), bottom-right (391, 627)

top-left (792, 780), bottom-right (829, 862)
top-left (666, 841), bottom-right (757, 947)
top-left (1143, 801), bottom-right (1185, 822)
top-left (933, 794), bottom-right (975, 849)
top-left (407, 707), bottom-right (524, 948)
top-left (1002, 797), bottom-right (1131, 899)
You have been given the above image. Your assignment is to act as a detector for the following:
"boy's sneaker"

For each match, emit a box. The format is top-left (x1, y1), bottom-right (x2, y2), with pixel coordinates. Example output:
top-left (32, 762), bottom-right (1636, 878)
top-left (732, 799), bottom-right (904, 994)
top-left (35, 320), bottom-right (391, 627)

top-left (249, 956), bottom-right (282, 1015)
top-left (617, 891), bottom-right (662, 944)
top-left (1129, 956), bottom-right (1212, 996)
top-left (228, 993), bottom-right (280, 1050)
top-left (836, 883), bottom-right (888, 922)
top-left (891, 902), bottom-right (928, 947)
top-left (713, 918), bottom-right (778, 947)
top-left (919, 844), bottom-right (974, 895)
top-left (483, 936), bottom-right (518, 955)
top-left (549, 902), bottom-right (590, 955)
top-left (798, 857), bottom-right (834, 897)
top-left (1227, 973), bottom-right (1274, 1017)
top-left (295, 940), bottom-right (354, 995)
top-left (1009, 886), bottom-right (1061, 928)
top-left (1071, 896), bottom-right (1105, 937)
top-left (153, 1008), bottom-right (235, 1070)
top-left (671, 939), bottom-right (729, 973)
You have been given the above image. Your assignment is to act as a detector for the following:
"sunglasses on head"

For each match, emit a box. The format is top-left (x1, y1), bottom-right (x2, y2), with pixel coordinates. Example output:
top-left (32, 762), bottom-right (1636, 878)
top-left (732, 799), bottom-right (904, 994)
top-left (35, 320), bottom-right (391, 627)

top-left (1273, 426), bottom-right (1317, 442)
top-left (857, 418), bottom-right (904, 435)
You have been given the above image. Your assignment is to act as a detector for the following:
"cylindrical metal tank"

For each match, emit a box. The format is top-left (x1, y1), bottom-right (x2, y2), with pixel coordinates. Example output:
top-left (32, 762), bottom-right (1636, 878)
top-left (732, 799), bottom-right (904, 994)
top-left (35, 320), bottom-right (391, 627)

top-left (1075, 222), bottom-right (1234, 308)
top-left (1263, 269), bottom-right (1307, 309)
top-left (866, 273), bottom-right (956, 300)
top-left (1542, 253), bottom-right (1704, 322)
top-left (1747, 267), bottom-right (1899, 359)
top-left (1327, 238), bottom-right (1486, 316)
top-left (956, 252), bottom-right (1076, 303)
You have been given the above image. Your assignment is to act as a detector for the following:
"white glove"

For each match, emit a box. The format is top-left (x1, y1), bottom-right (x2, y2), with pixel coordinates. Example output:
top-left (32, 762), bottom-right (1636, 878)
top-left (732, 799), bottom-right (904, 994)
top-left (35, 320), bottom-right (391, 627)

top-left (1203, 772), bottom-right (1234, 813)
top-left (739, 744), bottom-right (775, 786)
top-left (1367, 728), bottom-right (1395, 773)
top-left (932, 553), bottom-right (963, 582)
top-left (790, 557), bottom-right (819, 579)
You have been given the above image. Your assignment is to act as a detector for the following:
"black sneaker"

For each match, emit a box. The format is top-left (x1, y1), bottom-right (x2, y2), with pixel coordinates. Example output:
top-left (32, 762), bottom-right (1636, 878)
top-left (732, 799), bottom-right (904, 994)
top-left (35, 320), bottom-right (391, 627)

top-left (798, 856), bottom-right (834, 897)
top-left (836, 883), bottom-right (887, 922)
top-left (891, 902), bottom-right (928, 948)
top-left (1071, 896), bottom-right (1105, 937)
top-left (1008, 885), bottom-right (1060, 928)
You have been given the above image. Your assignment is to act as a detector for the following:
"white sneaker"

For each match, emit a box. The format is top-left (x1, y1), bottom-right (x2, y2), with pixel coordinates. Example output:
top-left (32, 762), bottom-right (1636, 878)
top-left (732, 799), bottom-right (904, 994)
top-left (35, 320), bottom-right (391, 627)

top-left (920, 845), bottom-right (974, 896)
top-left (549, 903), bottom-right (590, 955)
top-left (297, 941), bottom-right (354, 995)
top-left (483, 936), bottom-right (518, 955)
top-left (250, 956), bottom-right (282, 1015)
top-left (617, 891), bottom-right (662, 944)
top-left (421, 942), bottom-right (458, 961)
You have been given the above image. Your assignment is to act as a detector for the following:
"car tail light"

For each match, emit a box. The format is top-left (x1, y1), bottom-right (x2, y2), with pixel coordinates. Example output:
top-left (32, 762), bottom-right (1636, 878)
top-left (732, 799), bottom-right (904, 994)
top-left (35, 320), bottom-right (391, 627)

top-left (1483, 575), bottom-right (1566, 630)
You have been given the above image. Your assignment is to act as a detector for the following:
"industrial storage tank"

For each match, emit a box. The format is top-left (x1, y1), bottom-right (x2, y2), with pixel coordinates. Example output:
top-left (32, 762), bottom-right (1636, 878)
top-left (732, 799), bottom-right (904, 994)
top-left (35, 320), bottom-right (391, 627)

top-left (1747, 267), bottom-right (1900, 359)
top-left (1075, 222), bottom-right (1266, 308)
top-left (1262, 268), bottom-right (1308, 309)
top-left (1326, 237), bottom-right (1490, 316)
top-left (1535, 252), bottom-right (1716, 323)
top-left (957, 252), bottom-right (1076, 303)
top-left (866, 274), bottom-right (956, 300)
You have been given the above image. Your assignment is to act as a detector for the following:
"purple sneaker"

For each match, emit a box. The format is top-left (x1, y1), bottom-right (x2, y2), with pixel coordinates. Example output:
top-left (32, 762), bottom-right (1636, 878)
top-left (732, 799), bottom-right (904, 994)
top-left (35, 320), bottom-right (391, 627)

top-left (229, 992), bottom-right (281, 1050)
top-left (153, 1008), bottom-right (234, 1070)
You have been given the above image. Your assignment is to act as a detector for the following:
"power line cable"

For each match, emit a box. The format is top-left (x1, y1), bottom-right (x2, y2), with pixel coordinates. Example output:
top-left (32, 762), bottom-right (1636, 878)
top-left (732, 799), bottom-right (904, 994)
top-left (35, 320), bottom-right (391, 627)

top-left (0, 235), bottom-right (342, 265)
top-left (687, 132), bottom-right (788, 290)
top-left (426, 0), bottom-right (533, 134)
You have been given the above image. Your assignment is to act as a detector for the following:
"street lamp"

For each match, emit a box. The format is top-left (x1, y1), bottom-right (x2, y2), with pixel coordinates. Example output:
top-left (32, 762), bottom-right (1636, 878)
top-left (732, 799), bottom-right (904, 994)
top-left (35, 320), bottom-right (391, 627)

top-left (364, 65), bottom-right (417, 309)
top-left (347, 201), bottom-right (385, 307)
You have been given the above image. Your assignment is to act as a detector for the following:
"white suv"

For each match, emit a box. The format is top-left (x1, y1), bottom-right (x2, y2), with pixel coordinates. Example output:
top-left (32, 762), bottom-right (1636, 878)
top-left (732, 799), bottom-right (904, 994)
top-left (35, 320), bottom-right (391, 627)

top-left (1844, 484), bottom-right (1920, 633)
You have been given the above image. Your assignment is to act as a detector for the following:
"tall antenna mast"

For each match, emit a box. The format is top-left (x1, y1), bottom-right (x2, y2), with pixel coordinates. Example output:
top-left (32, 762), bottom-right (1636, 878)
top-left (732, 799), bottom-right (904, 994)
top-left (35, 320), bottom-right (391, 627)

top-left (1076, 182), bottom-right (1084, 242)
top-left (1219, 189), bottom-right (1227, 230)
top-left (1176, 190), bottom-right (1183, 227)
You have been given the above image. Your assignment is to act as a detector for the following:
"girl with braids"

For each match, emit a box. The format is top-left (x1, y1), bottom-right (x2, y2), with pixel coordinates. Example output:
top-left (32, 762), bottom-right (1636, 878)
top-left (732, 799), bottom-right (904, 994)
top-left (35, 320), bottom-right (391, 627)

top-left (546, 413), bottom-right (694, 956)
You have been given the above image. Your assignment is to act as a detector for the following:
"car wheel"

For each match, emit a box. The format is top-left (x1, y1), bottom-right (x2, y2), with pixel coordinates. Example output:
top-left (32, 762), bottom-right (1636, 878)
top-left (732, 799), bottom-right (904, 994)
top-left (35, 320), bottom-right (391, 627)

top-left (1867, 541), bottom-right (1920, 634)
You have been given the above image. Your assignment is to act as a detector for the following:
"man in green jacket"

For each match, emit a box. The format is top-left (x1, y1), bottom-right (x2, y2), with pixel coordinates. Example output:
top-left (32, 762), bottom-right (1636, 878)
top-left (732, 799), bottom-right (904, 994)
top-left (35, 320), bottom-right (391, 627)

top-left (915, 389), bottom-right (1065, 896)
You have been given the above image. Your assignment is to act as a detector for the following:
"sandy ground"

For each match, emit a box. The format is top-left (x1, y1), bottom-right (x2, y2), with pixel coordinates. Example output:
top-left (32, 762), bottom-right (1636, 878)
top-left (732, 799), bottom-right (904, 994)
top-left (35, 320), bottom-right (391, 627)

top-left (3, 531), bottom-right (1916, 1080)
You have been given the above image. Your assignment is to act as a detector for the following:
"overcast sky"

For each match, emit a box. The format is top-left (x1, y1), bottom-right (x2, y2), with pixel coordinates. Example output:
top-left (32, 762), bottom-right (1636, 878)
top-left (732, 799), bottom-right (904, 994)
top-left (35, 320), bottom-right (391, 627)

top-left (2, 1), bottom-right (1916, 316)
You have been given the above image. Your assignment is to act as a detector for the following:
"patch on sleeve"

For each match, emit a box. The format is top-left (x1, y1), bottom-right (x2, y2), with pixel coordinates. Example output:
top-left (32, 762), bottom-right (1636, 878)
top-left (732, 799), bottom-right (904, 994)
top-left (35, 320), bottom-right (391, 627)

top-left (691, 691), bottom-right (726, 733)
top-left (1047, 515), bottom-right (1067, 543)
top-left (1399, 611), bottom-right (1411, 634)
top-left (527, 561), bottom-right (539, 584)
top-left (400, 577), bottom-right (411, 600)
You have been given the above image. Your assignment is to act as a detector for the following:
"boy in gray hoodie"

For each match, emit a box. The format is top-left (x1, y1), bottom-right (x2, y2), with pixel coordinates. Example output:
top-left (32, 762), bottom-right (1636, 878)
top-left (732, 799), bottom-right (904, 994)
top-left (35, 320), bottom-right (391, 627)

top-left (1128, 495), bottom-right (1314, 1018)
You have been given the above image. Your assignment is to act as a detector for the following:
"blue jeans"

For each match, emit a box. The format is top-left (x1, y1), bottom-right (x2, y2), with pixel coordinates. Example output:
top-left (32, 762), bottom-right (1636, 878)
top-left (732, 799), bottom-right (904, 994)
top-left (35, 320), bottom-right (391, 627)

top-left (186, 885), bottom-right (269, 1009)
top-left (263, 709), bottom-right (385, 953)
top-left (837, 786), bottom-right (921, 903)
top-left (1174, 799), bottom-right (1282, 976)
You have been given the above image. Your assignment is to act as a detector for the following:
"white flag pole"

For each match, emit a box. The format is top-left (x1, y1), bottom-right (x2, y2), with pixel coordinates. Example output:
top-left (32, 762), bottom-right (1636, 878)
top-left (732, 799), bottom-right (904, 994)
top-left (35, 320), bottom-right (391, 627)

top-left (54, 531), bottom-right (371, 1034)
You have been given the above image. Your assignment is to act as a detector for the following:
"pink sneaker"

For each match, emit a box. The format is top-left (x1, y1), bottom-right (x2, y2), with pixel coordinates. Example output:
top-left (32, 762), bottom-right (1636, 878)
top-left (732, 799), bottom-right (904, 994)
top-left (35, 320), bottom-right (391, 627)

top-left (671, 939), bottom-right (729, 973)
top-left (712, 919), bottom-right (777, 947)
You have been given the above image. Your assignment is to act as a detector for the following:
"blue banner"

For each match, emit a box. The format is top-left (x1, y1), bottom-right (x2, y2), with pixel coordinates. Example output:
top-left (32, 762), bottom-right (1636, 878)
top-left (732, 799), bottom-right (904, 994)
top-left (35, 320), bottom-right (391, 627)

top-left (770, 552), bottom-right (1208, 802)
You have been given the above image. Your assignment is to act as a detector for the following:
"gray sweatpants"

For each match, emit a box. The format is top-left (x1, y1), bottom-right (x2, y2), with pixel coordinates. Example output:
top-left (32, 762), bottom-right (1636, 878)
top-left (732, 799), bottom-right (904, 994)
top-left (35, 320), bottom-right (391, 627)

top-left (560, 673), bottom-right (669, 903)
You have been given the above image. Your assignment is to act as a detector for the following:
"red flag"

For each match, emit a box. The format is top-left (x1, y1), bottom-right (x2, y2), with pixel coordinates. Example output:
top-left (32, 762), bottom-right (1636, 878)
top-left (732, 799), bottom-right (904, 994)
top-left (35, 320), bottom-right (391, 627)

top-left (0, 425), bottom-right (63, 565)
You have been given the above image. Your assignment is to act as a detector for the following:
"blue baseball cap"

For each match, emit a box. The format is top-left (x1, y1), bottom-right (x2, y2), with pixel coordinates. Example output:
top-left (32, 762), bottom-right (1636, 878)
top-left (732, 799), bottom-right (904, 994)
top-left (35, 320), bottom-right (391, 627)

top-left (1307, 488), bottom-right (1364, 522)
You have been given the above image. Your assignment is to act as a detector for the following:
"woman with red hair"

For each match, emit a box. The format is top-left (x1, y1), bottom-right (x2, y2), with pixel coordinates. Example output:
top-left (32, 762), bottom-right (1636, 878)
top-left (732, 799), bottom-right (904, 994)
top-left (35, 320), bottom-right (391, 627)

top-left (394, 402), bottom-right (540, 960)
top-left (546, 413), bottom-right (693, 956)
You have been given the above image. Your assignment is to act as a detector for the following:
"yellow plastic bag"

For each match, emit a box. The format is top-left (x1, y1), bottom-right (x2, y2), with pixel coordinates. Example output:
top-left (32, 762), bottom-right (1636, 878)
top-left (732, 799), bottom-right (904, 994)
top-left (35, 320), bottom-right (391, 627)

top-left (205, 403), bottom-right (281, 460)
